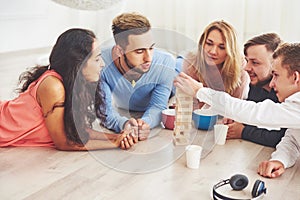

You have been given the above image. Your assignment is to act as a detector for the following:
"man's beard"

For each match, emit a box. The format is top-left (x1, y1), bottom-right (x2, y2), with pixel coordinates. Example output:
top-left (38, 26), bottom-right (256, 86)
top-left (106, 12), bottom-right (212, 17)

top-left (254, 75), bottom-right (273, 87)
top-left (124, 54), bottom-right (148, 74)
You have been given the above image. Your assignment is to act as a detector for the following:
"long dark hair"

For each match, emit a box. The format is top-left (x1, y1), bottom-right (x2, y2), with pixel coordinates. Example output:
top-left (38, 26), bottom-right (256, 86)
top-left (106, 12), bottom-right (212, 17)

top-left (17, 28), bottom-right (106, 145)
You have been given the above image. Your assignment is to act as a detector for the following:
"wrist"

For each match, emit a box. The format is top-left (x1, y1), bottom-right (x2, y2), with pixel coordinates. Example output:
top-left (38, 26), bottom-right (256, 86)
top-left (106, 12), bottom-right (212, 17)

top-left (122, 120), bottom-right (129, 129)
top-left (195, 88), bottom-right (201, 98)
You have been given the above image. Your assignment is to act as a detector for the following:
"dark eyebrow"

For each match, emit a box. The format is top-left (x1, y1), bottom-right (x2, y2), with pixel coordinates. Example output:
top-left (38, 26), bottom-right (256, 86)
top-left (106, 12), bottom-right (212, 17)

top-left (135, 43), bottom-right (156, 51)
top-left (150, 43), bottom-right (156, 48)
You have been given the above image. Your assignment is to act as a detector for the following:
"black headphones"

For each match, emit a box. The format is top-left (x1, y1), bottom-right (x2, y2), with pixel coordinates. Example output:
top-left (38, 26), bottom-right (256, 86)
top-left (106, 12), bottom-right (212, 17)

top-left (213, 174), bottom-right (267, 200)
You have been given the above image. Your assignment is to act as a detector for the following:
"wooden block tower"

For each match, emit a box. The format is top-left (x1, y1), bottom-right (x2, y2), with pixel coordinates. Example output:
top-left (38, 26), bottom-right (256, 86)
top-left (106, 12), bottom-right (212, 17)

top-left (173, 88), bottom-right (193, 145)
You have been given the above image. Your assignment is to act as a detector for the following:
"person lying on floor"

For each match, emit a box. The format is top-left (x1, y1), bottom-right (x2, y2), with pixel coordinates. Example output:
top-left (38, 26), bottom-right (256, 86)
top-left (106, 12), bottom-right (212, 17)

top-left (0, 28), bottom-right (137, 151)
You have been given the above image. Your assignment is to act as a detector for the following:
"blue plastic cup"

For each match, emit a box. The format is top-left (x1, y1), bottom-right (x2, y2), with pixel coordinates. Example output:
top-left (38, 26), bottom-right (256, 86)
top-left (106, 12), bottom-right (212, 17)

top-left (192, 109), bottom-right (218, 130)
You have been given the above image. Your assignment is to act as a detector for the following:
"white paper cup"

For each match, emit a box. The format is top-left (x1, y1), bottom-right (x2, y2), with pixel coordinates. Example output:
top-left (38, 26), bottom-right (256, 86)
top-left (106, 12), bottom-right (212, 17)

top-left (185, 145), bottom-right (203, 169)
top-left (214, 124), bottom-right (229, 145)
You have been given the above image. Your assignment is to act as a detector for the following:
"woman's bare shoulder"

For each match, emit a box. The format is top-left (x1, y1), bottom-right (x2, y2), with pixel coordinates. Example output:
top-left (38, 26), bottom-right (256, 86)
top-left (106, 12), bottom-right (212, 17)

top-left (37, 75), bottom-right (65, 104)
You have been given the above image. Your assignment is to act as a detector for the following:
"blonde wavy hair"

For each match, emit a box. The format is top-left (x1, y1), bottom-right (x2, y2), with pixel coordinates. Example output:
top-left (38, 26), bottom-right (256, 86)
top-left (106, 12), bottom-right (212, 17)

top-left (189, 20), bottom-right (242, 95)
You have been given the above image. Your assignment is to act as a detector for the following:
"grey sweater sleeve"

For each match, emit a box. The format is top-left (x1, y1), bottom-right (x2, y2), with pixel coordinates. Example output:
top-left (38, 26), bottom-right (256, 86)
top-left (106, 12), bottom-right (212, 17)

top-left (242, 125), bottom-right (286, 147)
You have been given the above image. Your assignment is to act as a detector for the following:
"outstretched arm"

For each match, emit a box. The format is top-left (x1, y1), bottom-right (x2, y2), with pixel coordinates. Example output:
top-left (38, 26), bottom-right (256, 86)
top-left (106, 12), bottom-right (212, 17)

top-left (196, 88), bottom-right (300, 130)
top-left (174, 72), bottom-right (300, 129)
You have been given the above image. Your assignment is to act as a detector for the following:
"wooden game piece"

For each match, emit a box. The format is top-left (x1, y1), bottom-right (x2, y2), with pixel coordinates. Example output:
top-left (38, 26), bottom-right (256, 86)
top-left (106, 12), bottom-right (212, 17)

top-left (173, 88), bottom-right (193, 145)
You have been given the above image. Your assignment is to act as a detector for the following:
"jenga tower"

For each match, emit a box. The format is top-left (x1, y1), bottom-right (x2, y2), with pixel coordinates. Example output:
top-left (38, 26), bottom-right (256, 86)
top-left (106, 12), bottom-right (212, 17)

top-left (173, 88), bottom-right (193, 145)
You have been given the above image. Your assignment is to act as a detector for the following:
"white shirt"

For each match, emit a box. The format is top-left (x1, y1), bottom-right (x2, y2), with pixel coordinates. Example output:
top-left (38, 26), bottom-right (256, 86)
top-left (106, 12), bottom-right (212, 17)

top-left (270, 129), bottom-right (300, 168)
top-left (196, 88), bottom-right (300, 168)
top-left (197, 88), bottom-right (300, 129)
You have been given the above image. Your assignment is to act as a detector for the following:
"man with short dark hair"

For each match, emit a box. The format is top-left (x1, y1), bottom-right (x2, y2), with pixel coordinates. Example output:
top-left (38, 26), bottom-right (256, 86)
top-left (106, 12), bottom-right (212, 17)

top-left (97, 12), bottom-right (176, 140)
top-left (226, 33), bottom-right (286, 147)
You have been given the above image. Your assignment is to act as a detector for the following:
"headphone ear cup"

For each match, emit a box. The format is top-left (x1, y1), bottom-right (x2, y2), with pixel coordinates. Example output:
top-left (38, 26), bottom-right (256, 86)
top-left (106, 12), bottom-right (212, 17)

top-left (229, 174), bottom-right (249, 191)
top-left (252, 180), bottom-right (265, 197)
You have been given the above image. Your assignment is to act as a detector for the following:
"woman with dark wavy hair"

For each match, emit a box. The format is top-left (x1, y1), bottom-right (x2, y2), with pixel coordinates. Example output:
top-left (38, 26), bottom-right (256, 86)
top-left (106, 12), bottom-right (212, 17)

top-left (0, 28), bottom-right (137, 150)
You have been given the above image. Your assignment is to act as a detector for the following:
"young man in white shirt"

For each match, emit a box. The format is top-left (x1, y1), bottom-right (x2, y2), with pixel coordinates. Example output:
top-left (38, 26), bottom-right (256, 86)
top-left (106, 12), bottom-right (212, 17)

top-left (174, 42), bottom-right (300, 178)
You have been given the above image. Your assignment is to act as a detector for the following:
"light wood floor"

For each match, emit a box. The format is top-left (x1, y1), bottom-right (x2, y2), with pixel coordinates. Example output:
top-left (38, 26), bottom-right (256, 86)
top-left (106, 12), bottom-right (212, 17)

top-left (1, 48), bottom-right (300, 200)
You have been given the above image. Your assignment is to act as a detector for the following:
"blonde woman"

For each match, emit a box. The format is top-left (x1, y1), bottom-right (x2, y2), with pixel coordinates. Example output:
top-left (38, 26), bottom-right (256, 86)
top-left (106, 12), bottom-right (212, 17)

top-left (177, 20), bottom-right (249, 108)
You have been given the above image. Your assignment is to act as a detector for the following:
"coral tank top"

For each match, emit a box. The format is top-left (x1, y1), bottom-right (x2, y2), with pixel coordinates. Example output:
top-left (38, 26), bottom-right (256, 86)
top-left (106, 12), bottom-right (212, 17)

top-left (0, 70), bottom-right (62, 147)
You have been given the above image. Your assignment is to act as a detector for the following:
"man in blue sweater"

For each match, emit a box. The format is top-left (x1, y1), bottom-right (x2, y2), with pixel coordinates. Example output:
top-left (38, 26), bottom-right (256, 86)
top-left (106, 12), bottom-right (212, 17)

top-left (225, 33), bottom-right (286, 147)
top-left (97, 12), bottom-right (176, 140)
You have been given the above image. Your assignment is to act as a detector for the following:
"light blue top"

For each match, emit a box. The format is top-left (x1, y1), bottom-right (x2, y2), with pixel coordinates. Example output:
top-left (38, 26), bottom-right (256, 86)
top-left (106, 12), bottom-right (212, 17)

top-left (99, 47), bottom-right (176, 132)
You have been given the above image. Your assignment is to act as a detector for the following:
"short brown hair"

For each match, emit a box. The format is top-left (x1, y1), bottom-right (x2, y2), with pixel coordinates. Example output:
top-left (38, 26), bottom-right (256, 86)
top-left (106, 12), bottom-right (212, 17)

top-left (112, 12), bottom-right (151, 48)
top-left (273, 43), bottom-right (300, 75)
top-left (244, 33), bottom-right (282, 56)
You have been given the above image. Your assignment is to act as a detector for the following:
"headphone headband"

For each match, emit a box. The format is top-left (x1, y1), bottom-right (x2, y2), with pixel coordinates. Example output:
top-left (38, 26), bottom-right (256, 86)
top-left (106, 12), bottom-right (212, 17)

top-left (212, 174), bottom-right (267, 200)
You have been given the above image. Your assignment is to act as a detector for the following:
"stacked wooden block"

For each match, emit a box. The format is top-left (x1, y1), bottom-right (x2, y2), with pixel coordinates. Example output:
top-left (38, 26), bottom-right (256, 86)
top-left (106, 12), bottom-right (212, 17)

top-left (173, 88), bottom-right (193, 145)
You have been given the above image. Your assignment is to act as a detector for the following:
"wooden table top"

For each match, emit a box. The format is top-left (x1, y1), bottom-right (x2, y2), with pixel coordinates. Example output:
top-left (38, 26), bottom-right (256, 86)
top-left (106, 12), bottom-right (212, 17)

top-left (0, 127), bottom-right (299, 200)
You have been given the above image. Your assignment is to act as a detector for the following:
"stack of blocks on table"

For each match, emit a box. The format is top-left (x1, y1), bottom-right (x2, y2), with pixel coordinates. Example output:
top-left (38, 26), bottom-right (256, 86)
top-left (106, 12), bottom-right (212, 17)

top-left (173, 89), bottom-right (193, 145)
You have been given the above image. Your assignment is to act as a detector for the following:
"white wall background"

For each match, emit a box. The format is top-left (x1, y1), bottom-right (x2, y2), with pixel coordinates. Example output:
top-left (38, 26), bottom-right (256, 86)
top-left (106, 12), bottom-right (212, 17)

top-left (0, 0), bottom-right (124, 53)
top-left (0, 0), bottom-right (299, 53)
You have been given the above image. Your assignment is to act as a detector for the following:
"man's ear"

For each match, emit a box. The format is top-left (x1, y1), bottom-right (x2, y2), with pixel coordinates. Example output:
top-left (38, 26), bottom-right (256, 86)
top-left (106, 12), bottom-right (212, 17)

top-left (115, 45), bottom-right (124, 57)
top-left (293, 71), bottom-right (300, 84)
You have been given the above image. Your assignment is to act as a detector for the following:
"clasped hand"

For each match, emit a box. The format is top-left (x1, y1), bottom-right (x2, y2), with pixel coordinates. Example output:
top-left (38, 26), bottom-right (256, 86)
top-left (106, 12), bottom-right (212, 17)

top-left (124, 118), bottom-right (150, 141)
top-left (117, 116), bottom-right (150, 150)
top-left (118, 129), bottom-right (138, 150)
